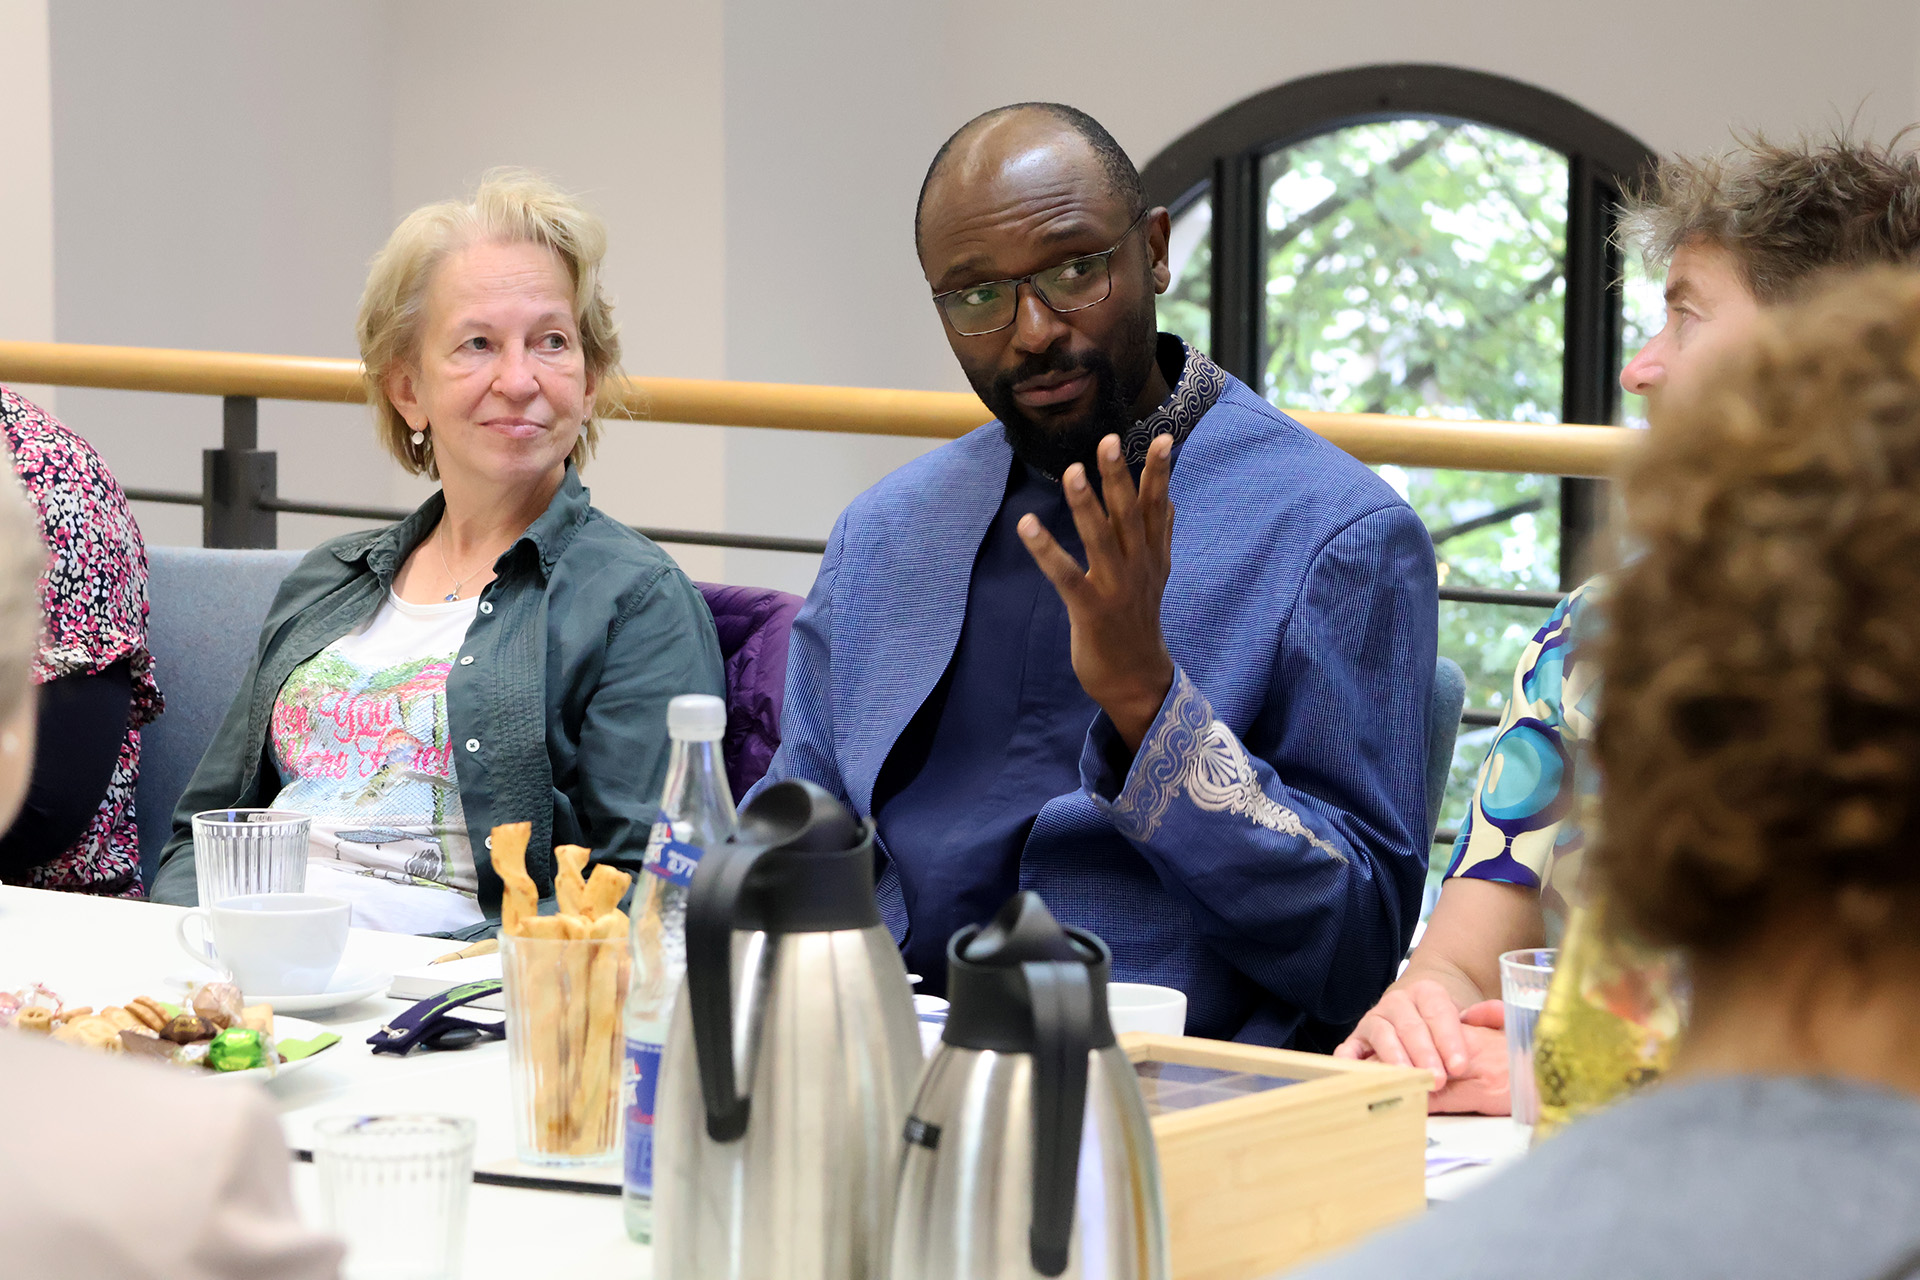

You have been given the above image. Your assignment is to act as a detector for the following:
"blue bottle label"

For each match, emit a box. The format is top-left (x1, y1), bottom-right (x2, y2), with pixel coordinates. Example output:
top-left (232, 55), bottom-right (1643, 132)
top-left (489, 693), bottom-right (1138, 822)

top-left (624, 1037), bottom-right (664, 1196)
top-left (642, 813), bottom-right (702, 887)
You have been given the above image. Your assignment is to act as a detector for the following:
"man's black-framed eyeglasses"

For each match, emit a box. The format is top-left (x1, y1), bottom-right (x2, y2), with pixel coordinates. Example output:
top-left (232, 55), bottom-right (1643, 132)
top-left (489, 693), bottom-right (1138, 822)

top-left (931, 210), bottom-right (1150, 337)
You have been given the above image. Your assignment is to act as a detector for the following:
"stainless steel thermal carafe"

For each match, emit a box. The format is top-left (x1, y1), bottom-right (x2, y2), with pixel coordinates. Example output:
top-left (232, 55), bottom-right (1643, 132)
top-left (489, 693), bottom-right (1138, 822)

top-left (652, 779), bottom-right (923, 1280)
top-left (888, 892), bottom-right (1170, 1279)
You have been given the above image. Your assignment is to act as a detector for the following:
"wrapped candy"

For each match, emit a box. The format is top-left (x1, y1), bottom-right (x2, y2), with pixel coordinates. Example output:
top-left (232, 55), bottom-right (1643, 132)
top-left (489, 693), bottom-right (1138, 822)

top-left (161, 1013), bottom-right (216, 1044)
top-left (171, 1041), bottom-right (212, 1069)
top-left (190, 982), bottom-right (245, 1031)
top-left (206, 1027), bottom-right (272, 1074)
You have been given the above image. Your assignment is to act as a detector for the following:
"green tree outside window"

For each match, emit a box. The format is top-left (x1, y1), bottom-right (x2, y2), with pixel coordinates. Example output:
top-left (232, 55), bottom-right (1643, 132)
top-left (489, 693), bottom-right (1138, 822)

top-left (1158, 119), bottom-right (1648, 864)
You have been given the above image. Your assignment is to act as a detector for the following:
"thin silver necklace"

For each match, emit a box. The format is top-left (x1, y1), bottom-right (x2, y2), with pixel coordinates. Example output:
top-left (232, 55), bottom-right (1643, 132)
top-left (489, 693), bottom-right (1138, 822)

top-left (434, 530), bottom-right (492, 602)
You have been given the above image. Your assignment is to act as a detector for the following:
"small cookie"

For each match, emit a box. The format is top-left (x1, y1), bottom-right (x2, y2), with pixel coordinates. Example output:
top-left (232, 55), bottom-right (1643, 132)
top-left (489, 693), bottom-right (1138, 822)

top-left (126, 997), bottom-right (169, 1033)
top-left (99, 1007), bottom-right (151, 1036)
top-left (51, 1016), bottom-right (124, 1053)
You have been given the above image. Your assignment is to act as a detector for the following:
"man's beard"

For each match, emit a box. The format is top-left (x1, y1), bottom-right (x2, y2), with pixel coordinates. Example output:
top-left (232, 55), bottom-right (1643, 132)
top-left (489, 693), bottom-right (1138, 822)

top-left (974, 316), bottom-right (1158, 480)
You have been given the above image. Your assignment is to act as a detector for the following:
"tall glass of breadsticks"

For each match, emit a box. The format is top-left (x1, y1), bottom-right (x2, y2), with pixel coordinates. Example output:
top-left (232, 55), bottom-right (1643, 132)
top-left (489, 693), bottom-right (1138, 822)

top-left (492, 823), bottom-right (634, 1165)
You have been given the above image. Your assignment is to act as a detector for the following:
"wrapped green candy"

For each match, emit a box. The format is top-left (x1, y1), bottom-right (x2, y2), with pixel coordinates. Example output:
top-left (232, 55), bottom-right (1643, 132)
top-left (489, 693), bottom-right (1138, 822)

top-left (206, 1026), bottom-right (269, 1073)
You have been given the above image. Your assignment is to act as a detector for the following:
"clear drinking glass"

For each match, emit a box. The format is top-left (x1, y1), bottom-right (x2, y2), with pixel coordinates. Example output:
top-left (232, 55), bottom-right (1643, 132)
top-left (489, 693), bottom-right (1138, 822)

top-left (1500, 947), bottom-right (1557, 1125)
top-left (191, 808), bottom-right (309, 906)
top-left (313, 1114), bottom-right (475, 1280)
top-left (501, 932), bottom-right (631, 1166)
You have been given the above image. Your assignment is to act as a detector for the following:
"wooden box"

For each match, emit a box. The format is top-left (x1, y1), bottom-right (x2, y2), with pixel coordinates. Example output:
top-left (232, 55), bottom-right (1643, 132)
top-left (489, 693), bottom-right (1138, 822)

top-left (1121, 1034), bottom-right (1431, 1280)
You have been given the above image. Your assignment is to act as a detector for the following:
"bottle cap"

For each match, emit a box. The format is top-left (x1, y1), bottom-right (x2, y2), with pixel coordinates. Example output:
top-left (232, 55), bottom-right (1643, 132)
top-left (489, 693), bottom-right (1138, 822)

top-left (667, 693), bottom-right (727, 742)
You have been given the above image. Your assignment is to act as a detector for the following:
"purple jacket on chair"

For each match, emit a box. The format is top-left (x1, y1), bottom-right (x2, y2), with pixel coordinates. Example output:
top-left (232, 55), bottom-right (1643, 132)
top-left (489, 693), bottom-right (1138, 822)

top-left (695, 582), bottom-right (804, 798)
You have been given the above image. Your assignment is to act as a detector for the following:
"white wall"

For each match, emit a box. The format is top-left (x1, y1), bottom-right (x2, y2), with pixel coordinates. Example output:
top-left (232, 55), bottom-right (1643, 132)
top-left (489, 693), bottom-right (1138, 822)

top-left (23, 0), bottom-right (1920, 590)
top-left (0, 0), bottom-right (57, 410)
top-left (386, 0), bottom-right (730, 581)
top-left (47, 0), bottom-right (393, 549)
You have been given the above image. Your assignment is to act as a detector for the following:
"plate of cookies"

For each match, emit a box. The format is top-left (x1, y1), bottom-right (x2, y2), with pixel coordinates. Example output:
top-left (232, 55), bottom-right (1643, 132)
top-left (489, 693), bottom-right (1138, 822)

top-left (1, 980), bottom-right (340, 1080)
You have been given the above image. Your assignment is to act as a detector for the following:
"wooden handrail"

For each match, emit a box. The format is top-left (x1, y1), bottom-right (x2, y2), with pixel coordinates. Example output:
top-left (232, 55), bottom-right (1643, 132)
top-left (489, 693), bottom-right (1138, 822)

top-left (0, 339), bottom-right (1637, 477)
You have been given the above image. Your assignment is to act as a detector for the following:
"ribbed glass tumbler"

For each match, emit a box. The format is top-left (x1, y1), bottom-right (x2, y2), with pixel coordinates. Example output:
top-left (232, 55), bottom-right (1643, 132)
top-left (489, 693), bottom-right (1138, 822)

top-left (313, 1114), bottom-right (476, 1280)
top-left (500, 932), bottom-right (631, 1166)
top-left (1500, 947), bottom-right (1558, 1126)
top-left (191, 808), bottom-right (309, 907)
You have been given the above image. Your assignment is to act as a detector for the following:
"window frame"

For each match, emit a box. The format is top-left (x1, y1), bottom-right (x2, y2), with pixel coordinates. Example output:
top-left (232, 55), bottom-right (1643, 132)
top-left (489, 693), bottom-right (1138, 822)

top-left (1142, 64), bottom-right (1655, 586)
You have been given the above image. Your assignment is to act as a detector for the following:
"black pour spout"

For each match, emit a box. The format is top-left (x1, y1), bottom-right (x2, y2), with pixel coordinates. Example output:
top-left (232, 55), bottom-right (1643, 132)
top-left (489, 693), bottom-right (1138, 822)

top-left (946, 892), bottom-right (1115, 1277)
top-left (684, 779), bottom-right (880, 1143)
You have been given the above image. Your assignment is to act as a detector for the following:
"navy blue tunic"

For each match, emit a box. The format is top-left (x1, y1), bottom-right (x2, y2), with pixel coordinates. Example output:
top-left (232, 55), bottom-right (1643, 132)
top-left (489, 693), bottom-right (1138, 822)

top-left (872, 460), bottom-right (1096, 992)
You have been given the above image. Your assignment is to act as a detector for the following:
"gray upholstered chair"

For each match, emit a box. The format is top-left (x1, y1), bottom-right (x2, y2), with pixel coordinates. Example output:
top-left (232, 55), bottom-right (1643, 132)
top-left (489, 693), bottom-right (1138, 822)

top-left (1426, 655), bottom-right (1468, 843)
top-left (134, 549), bottom-right (1473, 894)
top-left (136, 546), bottom-right (305, 889)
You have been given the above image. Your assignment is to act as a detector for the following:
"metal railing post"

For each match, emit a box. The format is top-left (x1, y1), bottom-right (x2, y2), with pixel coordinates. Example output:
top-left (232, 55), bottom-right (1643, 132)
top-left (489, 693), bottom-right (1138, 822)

top-left (202, 395), bottom-right (276, 548)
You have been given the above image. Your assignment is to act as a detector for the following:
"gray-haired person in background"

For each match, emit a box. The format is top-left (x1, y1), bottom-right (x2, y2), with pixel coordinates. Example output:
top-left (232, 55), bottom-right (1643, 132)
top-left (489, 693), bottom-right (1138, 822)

top-left (1338, 135), bottom-right (1920, 1114)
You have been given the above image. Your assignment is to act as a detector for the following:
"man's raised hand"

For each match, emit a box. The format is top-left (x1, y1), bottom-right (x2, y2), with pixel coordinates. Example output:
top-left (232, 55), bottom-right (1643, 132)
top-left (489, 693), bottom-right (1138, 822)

top-left (1018, 432), bottom-right (1176, 751)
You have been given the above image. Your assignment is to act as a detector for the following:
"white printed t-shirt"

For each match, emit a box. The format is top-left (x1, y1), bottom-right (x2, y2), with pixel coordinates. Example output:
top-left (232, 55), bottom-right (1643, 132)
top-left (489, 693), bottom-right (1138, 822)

top-left (269, 591), bottom-right (484, 935)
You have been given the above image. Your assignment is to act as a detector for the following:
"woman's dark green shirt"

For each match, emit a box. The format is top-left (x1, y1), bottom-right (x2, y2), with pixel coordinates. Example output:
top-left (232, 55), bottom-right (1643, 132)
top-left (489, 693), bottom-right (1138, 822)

top-left (150, 467), bottom-right (725, 916)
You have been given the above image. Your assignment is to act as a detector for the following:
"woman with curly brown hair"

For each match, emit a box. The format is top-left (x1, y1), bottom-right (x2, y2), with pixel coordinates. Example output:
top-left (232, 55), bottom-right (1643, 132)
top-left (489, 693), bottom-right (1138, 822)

top-left (1291, 270), bottom-right (1920, 1279)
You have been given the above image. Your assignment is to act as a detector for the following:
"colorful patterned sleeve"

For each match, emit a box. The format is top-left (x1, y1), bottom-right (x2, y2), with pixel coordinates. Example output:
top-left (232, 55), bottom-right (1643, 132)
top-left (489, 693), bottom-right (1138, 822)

top-left (1443, 583), bottom-right (1600, 906)
top-left (2, 388), bottom-right (161, 731)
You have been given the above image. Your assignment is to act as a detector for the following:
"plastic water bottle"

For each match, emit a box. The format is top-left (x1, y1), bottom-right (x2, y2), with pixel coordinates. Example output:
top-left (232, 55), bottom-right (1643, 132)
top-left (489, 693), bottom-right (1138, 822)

top-left (623, 694), bottom-right (736, 1242)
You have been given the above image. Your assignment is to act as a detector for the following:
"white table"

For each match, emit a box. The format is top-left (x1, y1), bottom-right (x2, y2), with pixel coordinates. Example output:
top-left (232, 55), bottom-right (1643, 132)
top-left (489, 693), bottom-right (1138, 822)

top-left (0, 885), bottom-right (1529, 1276)
top-left (1426, 1113), bottom-right (1532, 1201)
top-left (0, 885), bottom-right (648, 1278)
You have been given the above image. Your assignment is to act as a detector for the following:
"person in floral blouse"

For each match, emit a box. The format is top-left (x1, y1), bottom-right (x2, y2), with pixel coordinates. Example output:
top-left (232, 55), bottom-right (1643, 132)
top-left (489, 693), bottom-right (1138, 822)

top-left (0, 386), bottom-right (161, 896)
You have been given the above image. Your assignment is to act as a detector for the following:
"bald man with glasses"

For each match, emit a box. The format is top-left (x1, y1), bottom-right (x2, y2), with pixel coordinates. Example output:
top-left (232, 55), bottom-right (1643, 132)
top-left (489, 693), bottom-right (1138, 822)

top-left (751, 103), bottom-right (1439, 1048)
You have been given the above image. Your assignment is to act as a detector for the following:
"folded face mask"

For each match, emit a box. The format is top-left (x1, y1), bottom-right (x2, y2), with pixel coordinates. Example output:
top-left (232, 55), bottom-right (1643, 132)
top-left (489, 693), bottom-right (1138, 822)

top-left (367, 980), bottom-right (506, 1055)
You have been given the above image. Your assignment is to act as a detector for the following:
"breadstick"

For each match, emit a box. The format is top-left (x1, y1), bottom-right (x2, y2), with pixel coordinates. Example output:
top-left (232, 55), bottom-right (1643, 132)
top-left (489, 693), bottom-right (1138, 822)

top-left (571, 911), bottom-right (630, 1153)
top-left (557, 914), bottom-right (591, 1152)
top-left (581, 864), bottom-right (632, 921)
top-left (512, 914), bottom-right (589, 1152)
top-left (555, 844), bottom-right (590, 916)
top-left (510, 920), bottom-right (568, 1153)
top-left (488, 822), bottom-right (537, 936)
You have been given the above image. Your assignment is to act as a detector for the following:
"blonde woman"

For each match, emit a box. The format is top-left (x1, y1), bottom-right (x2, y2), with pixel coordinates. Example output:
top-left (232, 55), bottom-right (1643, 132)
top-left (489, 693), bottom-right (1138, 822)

top-left (152, 170), bottom-right (724, 933)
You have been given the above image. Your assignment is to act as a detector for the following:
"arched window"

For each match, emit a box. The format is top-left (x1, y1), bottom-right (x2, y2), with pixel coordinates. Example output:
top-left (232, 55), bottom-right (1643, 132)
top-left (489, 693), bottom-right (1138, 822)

top-left (1144, 65), bottom-right (1656, 842)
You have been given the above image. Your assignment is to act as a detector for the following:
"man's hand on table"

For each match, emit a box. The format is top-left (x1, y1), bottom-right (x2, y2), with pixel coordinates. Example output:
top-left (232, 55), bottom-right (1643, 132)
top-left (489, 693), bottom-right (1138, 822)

top-left (1335, 979), bottom-right (1512, 1115)
top-left (1019, 433), bottom-right (1176, 752)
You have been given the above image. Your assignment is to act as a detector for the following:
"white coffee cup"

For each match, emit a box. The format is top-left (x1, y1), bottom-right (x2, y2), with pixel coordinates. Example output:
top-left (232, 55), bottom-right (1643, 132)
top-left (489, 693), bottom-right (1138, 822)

top-left (176, 893), bottom-right (350, 997)
top-left (1106, 982), bottom-right (1188, 1036)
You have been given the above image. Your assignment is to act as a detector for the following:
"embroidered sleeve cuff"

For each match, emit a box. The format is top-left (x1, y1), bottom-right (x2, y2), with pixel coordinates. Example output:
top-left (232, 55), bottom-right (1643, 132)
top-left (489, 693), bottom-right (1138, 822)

top-left (1082, 666), bottom-right (1343, 859)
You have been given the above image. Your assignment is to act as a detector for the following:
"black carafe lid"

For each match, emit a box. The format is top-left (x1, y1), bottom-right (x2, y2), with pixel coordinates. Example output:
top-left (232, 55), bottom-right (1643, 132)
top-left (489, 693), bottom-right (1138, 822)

top-left (686, 779), bottom-right (881, 1144)
top-left (943, 892), bottom-right (1114, 1277)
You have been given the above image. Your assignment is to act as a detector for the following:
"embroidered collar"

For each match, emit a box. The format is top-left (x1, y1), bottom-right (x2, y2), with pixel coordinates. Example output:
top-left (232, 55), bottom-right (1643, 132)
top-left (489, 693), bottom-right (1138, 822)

top-left (1120, 334), bottom-right (1226, 466)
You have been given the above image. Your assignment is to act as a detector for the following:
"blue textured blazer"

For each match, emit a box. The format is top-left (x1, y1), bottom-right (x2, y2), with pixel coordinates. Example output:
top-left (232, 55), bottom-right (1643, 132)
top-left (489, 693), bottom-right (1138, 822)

top-left (755, 376), bottom-right (1438, 1045)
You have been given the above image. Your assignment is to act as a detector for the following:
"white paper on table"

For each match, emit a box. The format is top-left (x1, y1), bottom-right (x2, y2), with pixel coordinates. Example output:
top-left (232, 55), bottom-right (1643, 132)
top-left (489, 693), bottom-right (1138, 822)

top-left (387, 952), bottom-right (504, 1009)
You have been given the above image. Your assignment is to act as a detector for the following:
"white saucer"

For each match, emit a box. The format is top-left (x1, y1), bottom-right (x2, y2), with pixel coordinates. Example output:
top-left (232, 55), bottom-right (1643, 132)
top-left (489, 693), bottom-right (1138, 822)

top-left (168, 965), bottom-right (391, 1016)
top-left (249, 967), bottom-right (392, 1015)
